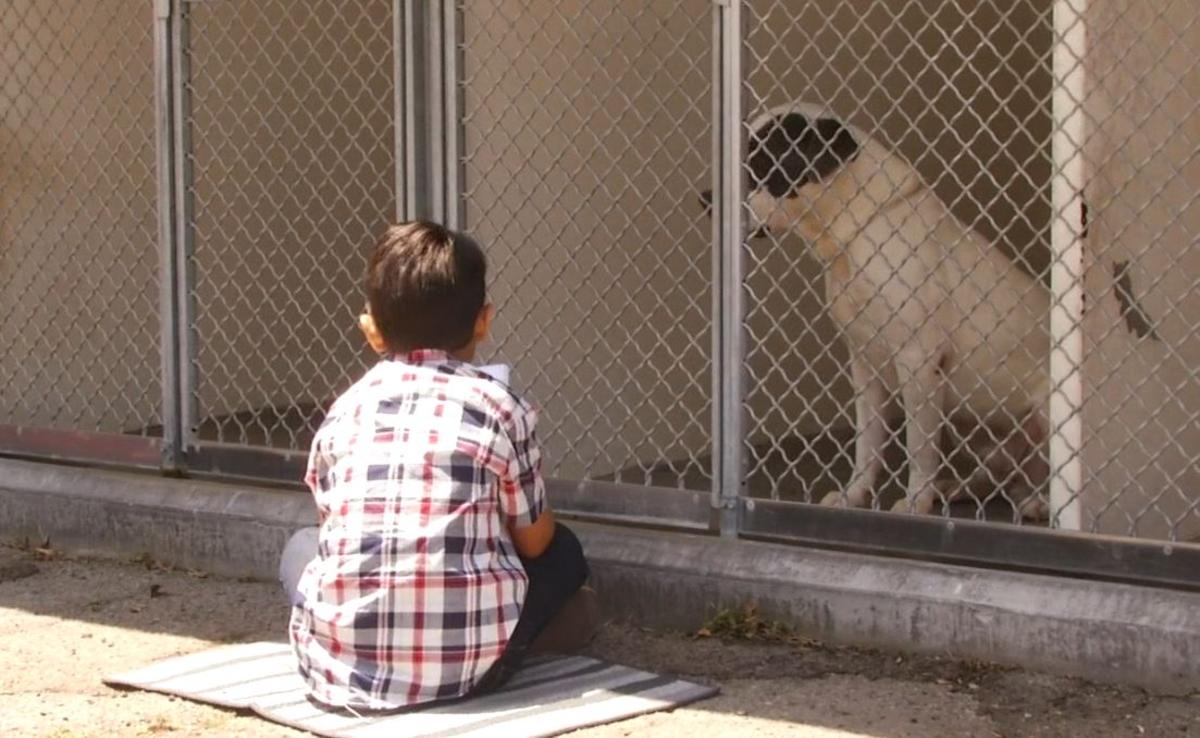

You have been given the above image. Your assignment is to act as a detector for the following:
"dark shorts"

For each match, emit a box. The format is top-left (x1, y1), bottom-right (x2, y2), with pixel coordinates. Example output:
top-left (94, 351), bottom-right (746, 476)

top-left (469, 522), bottom-right (590, 695)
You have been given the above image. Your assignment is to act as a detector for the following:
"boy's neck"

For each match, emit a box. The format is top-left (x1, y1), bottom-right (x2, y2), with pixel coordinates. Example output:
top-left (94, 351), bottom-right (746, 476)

top-left (390, 341), bottom-right (477, 363)
top-left (449, 345), bottom-right (476, 363)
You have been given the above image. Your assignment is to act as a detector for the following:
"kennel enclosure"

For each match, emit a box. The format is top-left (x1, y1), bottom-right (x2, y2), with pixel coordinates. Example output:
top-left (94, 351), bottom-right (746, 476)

top-left (2, 0), bottom-right (1199, 586)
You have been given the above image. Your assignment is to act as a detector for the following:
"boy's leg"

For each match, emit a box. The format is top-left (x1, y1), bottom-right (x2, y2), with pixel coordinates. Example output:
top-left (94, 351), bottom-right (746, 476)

top-left (526, 584), bottom-right (599, 655)
top-left (279, 527), bottom-right (319, 606)
top-left (470, 522), bottom-right (594, 695)
top-left (510, 522), bottom-right (593, 652)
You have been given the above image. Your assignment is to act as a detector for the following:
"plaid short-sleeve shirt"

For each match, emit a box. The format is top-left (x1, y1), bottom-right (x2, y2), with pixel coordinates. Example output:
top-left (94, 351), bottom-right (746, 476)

top-left (288, 349), bottom-right (546, 709)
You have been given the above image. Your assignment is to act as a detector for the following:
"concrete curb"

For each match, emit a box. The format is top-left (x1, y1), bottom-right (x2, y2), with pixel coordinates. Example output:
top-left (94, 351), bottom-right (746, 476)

top-left (1, 457), bottom-right (1197, 693)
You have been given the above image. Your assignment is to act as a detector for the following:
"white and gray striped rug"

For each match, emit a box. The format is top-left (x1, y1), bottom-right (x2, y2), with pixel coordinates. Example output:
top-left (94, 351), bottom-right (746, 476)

top-left (104, 642), bottom-right (718, 738)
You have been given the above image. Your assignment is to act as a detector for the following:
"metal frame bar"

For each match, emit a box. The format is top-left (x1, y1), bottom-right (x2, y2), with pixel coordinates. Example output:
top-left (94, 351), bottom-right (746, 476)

top-left (0, 426), bottom-right (162, 469)
top-left (400, 0), bottom-right (428, 221)
top-left (740, 497), bottom-right (1200, 592)
top-left (424, 0), bottom-right (446, 223)
top-left (154, 0), bottom-right (181, 472)
top-left (546, 479), bottom-right (712, 532)
top-left (441, 0), bottom-right (463, 231)
top-left (713, 0), bottom-right (745, 538)
top-left (183, 440), bottom-right (1200, 591)
top-left (186, 443), bottom-right (309, 487)
top-left (398, 0), bottom-right (458, 226)
top-left (393, 0), bottom-right (410, 221)
top-left (171, 0), bottom-right (200, 465)
top-left (184, 442), bottom-right (711, 530)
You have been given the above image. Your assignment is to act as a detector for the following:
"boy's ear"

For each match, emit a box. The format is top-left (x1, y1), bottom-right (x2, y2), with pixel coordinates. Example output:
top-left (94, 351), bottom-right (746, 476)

top-left (359, 311), bottom-right (388, 355)
top-left (474, 304), bottom-right (494, 346)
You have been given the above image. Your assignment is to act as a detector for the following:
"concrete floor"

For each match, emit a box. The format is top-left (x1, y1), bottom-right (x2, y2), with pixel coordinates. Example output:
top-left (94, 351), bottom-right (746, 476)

top-left (2, 547), bottom-right (1197, 738)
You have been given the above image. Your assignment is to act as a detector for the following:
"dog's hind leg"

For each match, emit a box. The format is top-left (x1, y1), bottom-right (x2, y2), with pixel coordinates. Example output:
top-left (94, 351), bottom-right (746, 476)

top-left (821, 354), bottom-right (888, 509)
top-left (891, 350), bottom-right (949, 515)
top-left (945, 413), bottom-right (1050, 521)
top-left (1013, 413), bottom-right (1050, 521)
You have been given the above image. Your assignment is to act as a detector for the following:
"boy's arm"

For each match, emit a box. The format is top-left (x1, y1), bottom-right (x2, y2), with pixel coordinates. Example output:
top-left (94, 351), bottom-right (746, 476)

top-left (304, 433), bottom-right (330, 527)
top-left (509, 506), bottom-right (555, 560)
top-left (498, 400), bottom-right (554, 559)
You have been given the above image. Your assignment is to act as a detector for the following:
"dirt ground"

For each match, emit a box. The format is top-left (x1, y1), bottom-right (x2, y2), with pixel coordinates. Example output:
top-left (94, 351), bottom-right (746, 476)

top-left (1, 545), bottom-right (1197, 738)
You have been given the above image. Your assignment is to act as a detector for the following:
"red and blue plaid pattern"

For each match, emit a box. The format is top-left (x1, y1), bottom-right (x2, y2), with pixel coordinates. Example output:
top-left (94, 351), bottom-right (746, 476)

top-left (289, 349), bottom-right (546, 709)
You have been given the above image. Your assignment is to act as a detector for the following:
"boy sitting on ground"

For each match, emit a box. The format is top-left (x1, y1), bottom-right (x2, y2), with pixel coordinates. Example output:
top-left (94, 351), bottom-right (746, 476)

top-left (285, 221), bottom-right (598, 710)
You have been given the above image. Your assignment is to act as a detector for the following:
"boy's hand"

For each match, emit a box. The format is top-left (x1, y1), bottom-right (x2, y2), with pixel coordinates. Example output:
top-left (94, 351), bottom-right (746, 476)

top-left (509, 507), bottom-right (556, 559)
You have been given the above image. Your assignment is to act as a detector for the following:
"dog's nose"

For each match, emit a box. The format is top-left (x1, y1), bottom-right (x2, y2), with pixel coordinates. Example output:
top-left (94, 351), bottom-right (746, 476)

top-left (748, 225), bottom-right (770, 239)
top-left (698, 189), bottom-right (712, 214)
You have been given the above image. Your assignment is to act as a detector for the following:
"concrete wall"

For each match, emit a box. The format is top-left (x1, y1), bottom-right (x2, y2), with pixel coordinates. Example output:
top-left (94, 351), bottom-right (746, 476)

top-left (0, 1), bottom-right (160, 434)
top-left (1080, 0), bottom-right (1200, 540)
top-left (7, 456), bottom-right (1200, 693)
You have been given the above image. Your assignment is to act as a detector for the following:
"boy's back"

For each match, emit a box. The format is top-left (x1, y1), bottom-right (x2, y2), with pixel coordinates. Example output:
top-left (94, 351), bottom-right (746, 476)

top-left (290, 353), bottom-right (544, 708)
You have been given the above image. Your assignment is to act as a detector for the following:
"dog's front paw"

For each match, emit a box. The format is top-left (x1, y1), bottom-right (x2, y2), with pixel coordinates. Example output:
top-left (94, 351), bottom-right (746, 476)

top-left (890, 479), bottom-right (961, 515)
top-left (889, 483), bottom-right (945, 515)
top-left (889, 497), bottom-right (935, 515)
top-left (819, 490), bottom-right (851, 508)
top-left (1017, 493), bottom-right (1049, 521)
top-left (819, 484), bottom-right (872, 509)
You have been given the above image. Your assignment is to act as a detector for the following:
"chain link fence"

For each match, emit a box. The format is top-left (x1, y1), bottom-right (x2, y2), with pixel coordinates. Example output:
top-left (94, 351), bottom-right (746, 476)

top-left (1079, 0), bottom-right (1200, 540)
top-left (738, 0), bottom-right (1200, 542)
top-left (1, 1), bottom-right (1197, 555)
top-left (0, 0), bottom-right (161, 452)
top-left (741, 0), bottom-right (1055, 514)
top-left (181, 0), bottom-right (395, 454)
top-left (458, 0), bottom-right (714, 489)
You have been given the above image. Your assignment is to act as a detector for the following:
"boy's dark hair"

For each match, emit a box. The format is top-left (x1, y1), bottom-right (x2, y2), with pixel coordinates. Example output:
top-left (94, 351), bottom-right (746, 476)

top-left (366, 221), bottom-right (487, 353)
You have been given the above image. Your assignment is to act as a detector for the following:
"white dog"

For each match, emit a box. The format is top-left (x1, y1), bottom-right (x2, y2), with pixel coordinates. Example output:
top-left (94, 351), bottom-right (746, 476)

top-left (705, 101), bottom-right (1051, 519)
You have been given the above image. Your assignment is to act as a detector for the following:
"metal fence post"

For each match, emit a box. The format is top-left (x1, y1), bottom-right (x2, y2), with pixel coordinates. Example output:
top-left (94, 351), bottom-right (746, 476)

top-left (399, 0), bottom-right (427, 221)
top-left (440, 0), bottom-right (463, 231)
top-left (171, 0), bottom-right (199, 464)
top-left (1049, 0), bottom-right (1087, 530)
top-left (713, 0), bottom-right (745, 537)
top-left (394, 0), bottom-right (410, 222)
top-left (153, 0), bottom-right (181, 472)
top-left (400, 0), bottom-right (458, 226)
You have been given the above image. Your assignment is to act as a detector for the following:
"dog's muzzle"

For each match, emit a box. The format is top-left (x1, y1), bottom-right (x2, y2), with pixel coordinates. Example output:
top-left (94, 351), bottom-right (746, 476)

top-left (698, 189), bottom-right (770, 239)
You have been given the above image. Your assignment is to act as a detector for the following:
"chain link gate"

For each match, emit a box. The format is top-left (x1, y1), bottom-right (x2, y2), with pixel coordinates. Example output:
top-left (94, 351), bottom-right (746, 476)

top-left (738, 0), bottom-right (1061, 536)
top-left (2, 1), bottom-right (1199, 587)
top-left (729, 0), bottom-right (1200, 586)
top-left (0, 0), bottom-right (166, 468)
top-left (447, 0), bottom-right (1200, 583)
top-left (453, 0), bottom-right (716, 525)
top-left (176, 0), bottom-right (398, 478)
top-left (740, 0), bottom-right (1054, 516)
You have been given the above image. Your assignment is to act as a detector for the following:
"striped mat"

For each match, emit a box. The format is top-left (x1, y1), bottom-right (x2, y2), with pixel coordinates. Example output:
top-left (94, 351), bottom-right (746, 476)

top-left (104, 642), bottom-right (718, 738)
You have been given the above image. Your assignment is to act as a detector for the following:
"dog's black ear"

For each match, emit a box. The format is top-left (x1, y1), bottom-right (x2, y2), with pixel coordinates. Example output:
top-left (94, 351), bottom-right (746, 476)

top-left (748, 113), bottom-right (810, 199)
top-left (807, 117), bottom-right (859, 183)
top-left (748, 113), bottom-right (858, 199)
